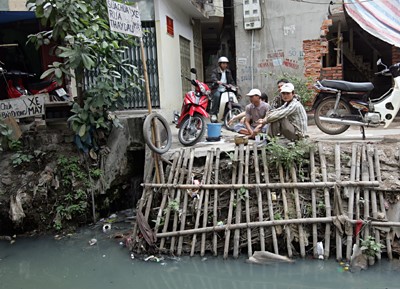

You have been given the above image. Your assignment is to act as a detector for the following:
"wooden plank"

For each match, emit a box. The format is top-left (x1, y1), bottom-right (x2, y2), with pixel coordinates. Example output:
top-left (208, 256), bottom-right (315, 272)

top-left (213, 148), bottom-right (221, 256)
top-left (233, 144), bottom-right (245, 258)
top-left (346, 144), bottom-right (357, 260)
top-left (310, 146), bottom-right (318, 258)
top-left (244, 145), bottom-right (252, 257)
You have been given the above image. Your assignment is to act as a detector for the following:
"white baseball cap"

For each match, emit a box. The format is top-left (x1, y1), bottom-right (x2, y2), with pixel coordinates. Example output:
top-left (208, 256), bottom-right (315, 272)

top-left (246, 88), bottom-right (261, 96)
top-left (280, 83), bottom-right (294, 93)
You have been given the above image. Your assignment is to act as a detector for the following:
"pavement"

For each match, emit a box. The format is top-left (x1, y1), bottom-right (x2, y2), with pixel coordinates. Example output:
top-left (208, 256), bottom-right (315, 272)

top-left (164, 117), bottom-right (400, 159)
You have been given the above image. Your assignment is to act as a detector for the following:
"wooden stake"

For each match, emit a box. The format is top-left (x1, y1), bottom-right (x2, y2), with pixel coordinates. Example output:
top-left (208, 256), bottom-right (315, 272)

top-left (201, 149), bottom-right (215, 256)
top-left (361, 145), bottom-right (370, 240)
top-left (170, 150), bottom-right (191, 253)
top-left (190, 151), bottom-right (212, 256)
top-left (233, 144), bottom-right (245, 258)
top-left (290, 165), bottom-right (305, 257)
top-left (346, 144), bottom-right (357, 260)
top-left (367, 144), bottom-right (380, 259)
top-left (177, 149), bottom-right (195, 256)
top-left (254, 145), bottom-right (266, 252)
top-left (244, 145), bottom-right (252, 257)
top-left (355, 145), bottom-right (361, 246)
top-left (213, 148), bottom-right (221, 256)
top-left (374, 148), bottom-right (392, 259)
top-left (159, 150), bottom-right (185, 250)
top-left (279, 164), bottom-right (292, 257)
top-left (310, 146), bottom-right (318, 258)
top-left (318, 143), bottom-right (331, 259)
top-left (334, 143), bottom-right (342, 261)
top-left (224, 146), bottom-right (239, 259)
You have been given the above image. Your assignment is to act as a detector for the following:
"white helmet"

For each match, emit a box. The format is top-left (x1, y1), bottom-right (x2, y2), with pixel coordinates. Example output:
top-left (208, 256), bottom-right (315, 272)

top-left (218, 56), bottom-right (229, 63)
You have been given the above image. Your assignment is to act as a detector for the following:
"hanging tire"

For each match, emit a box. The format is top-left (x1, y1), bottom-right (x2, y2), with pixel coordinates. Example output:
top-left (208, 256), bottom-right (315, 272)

top-left (314, 98), bottom-right (351, 135)
top-left (143, 112), bottom-right (172, 154)
top-left (224, 107), bottom-right (243, 131)
top-left (178, 113), bottom-right (206, 146)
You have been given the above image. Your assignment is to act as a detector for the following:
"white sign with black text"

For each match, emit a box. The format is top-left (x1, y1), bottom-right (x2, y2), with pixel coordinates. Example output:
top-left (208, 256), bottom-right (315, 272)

top-left (0, 94), bottom-right (46, 119)
top-left (106, 0), bottom-right (142, 37)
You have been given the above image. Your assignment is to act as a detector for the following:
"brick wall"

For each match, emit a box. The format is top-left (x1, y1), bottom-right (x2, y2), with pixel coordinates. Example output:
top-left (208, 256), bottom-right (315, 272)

top-left (321, 65), bottom-right (343, 80)
top-left (393, 46), bottom-right (400, 63)
top-left (303, 18), bottom-right (342, 82)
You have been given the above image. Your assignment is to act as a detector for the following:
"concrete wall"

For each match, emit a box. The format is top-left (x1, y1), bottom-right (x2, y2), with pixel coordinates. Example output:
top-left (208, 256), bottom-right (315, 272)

top-left (234, 0), bottom-right (329, 98)
top-left (154, 0), bottom-right (198, 122)
top-left (1, 0), bottom-right (27, 11)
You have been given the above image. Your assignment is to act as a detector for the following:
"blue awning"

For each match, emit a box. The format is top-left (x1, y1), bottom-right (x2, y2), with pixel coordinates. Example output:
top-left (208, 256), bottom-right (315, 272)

top-left (0, 11), bottom-right (36, 25)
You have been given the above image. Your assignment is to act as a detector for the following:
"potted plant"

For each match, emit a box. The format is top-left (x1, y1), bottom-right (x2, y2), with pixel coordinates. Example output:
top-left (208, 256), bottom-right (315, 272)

top-left (360, 236), bottom-right (384, 266)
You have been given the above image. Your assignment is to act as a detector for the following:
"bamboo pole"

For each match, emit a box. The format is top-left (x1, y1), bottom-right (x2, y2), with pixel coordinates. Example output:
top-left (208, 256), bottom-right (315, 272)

top-left (253, 143), bottom-right (266, 254)
top-left (261, 146), bottom-right (277, 253)
top-left (177, 149), bottom-right (195, 256)
top-left (310, 146), bottom-right (318, 258)
top-left (374, 148), bottom-right (392, 259)
top-left (142, 181), bottom-right (379, 190)
top-left (279, 164), bottom-right (292, 258)
top-left (170, 150), bottom-right (191, 253)
top-left (244, 145), bottom-right (252, 257)
top-left (346, 144), bottom-right (357, 260)
top-left (201, 149), bottom-right (214, 256)
top-left (318, 143), bottom-right (331, 259)
top-left (290, 165), bottom-right (305, 257)
top-left (224, 146), bottom-right (239, 259)
top-left (213, 148), bottom-right (221, 256)
top-left (334, 143), bottom-right (342, 261)
top-left (190, 150), bottom-right (212, 256)
top-left (159, 150), bottom-right (185, 250)
top-left (367, 144), bottom-right (380, 260)
top-left (156, 217), bottom-right (400, 238)
top-left (355, 145), bottom-right (361, 246)
top-left (361, 145), bottom-right (370, 240)
top-left (153, 151), bottom-right (180, 234)
top-left (233, 144), bottom-right (245, 258)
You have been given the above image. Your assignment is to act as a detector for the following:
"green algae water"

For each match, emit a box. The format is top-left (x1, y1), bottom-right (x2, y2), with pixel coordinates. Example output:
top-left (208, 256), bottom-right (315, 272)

top-left (1, 229), bottom-right (399, 289)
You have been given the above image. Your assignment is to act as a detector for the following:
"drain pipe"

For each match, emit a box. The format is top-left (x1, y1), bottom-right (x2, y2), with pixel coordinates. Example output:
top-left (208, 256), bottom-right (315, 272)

top-left (251, 29), bottom-right (254, 88)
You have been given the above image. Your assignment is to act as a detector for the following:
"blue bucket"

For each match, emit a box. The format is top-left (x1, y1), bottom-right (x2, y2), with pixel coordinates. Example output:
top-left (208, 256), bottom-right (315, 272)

top-left (207, 123), bottom-right (222, 138)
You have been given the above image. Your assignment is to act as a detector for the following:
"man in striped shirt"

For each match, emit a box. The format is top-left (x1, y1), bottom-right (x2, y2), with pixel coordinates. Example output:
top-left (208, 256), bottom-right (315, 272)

top-left (258, 83), bottom-right (307, 141)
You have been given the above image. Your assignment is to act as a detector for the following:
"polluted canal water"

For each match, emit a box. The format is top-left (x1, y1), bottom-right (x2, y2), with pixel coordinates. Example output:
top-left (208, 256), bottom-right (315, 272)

top-left (0, 228), bottom-right (399, 289)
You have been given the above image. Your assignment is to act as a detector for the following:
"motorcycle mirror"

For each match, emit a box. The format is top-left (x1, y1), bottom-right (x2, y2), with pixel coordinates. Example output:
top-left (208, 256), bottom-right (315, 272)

top-left (190, 68), bottom-right (197, 74)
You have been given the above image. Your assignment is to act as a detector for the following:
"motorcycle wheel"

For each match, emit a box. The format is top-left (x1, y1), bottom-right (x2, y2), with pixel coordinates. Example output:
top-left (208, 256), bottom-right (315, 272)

top-left (314, 98), bottom-right (351, 135)
top-left (224, 107), bottom-right (243, 131)
top-left (178, 113), bottom-right (206, 146)
top-left (143, 112), bottom-right (172, 154)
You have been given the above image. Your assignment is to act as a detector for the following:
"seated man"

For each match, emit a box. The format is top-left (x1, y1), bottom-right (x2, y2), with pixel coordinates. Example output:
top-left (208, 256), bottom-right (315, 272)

top-left (258, 83), bottom-right (307, 141)
top-left (234, 89), bottom-right (270, 139)
top-left (228, 92), bottom-right (268, 126)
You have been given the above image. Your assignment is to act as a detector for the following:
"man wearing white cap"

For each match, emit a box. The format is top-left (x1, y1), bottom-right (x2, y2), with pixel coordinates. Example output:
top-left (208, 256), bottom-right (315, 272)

top-left (234, 88), bottom-right (270, 138)
top-left (258, 83), bottom-right (307, 141)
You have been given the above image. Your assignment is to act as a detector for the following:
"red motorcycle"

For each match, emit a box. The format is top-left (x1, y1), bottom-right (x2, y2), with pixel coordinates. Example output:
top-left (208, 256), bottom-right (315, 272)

top-left (0, 62), bottom-right (69, 100)
top-left (176, 68), bottom-right (211, 146)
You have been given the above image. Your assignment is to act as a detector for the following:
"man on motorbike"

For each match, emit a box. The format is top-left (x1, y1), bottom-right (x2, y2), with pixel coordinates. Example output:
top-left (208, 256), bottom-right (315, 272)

top-left (234, 88), bottom-right (270, 139)
top-left (258, 83), bottom-right (307, 141)
top-left (209, 56), bottom-right (236, 116)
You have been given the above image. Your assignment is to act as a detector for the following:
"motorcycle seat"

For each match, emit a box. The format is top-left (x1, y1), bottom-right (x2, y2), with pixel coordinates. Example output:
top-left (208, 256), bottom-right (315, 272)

top-left (320, 79), bottom-right (374, 92)
top-left (27, 80), bottom-right (53, 90)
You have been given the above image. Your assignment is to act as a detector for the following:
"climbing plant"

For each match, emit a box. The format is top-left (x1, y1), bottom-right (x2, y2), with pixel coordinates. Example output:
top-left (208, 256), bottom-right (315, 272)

top-left (26, 0), bottom-right (141, 151)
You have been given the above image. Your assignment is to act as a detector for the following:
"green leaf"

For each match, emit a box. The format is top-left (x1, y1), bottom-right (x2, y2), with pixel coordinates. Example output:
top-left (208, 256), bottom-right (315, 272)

top-left (40, 68), bottom-right (55, 79)
top-left (55, 68), bottom-right (62, 78)
top-left (81, 53), bottom-right (95, 70)
top-left (78, 124), bottom-right (87, 137)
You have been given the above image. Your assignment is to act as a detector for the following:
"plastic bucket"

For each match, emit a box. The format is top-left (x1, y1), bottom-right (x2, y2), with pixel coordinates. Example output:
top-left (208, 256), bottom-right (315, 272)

top-left (207, 123), bottom-right (222, 138)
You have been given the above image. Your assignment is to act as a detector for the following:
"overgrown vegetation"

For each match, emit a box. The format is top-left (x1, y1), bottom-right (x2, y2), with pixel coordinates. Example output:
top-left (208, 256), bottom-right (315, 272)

top-left (53, 156), bottom-right (91, 230)
top-left (27, 0), bottom-right (140, 151)
top-left (360, 236), bottom-right (385, 258)
top-left (0, 119), bottom-right (13, 152)
top-left (263, 138), bottom-right (314, 178)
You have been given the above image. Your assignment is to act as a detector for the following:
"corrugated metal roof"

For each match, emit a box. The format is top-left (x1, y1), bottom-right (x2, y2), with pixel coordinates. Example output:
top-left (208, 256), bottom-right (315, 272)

top-left (344, 0), bottom-right (400, 48)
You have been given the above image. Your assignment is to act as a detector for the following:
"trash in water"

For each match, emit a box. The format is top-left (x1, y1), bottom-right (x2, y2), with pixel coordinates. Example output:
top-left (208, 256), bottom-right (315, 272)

top-left (102, 224), bottom-right (112, 233)
top-left (317, 242), bottom-right (324, 260)
top-left (88, 238), bottom-right (97, 246)
top-left (144, 255), bottom-right (164, 262)
top-left (130, 253), bottom-right (135, 260)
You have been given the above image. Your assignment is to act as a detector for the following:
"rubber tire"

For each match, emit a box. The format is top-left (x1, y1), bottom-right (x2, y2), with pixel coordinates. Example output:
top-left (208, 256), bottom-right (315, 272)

top-left (314, 98), bottom-right (351, 135)
top-left (143, 112), bottom-right (172, 154)
top-left (224, 107), bottom-right (243, 131)
top-left (178, 114), bottom-right (206, 146)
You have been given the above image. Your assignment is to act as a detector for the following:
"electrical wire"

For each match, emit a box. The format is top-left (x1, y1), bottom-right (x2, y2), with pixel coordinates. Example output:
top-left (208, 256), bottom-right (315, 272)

top-left (289, 0), bottom-right (374, 4)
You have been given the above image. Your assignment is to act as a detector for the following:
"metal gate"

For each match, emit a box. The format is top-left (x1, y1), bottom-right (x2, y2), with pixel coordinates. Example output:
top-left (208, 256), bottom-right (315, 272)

top-left (84, 21), bottom-right (159, 109)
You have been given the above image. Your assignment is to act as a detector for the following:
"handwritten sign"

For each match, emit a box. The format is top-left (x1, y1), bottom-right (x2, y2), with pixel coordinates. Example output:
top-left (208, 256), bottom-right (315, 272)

top-left (107, 0), bottom-right (142, 37)
top-left (0, 94), bottom-right (46, 119)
